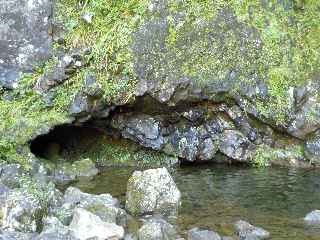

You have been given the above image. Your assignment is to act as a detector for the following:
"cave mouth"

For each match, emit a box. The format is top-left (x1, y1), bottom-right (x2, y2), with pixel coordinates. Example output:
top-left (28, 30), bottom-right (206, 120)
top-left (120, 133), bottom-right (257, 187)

top-left (30, 124), bottom-right (108, 160)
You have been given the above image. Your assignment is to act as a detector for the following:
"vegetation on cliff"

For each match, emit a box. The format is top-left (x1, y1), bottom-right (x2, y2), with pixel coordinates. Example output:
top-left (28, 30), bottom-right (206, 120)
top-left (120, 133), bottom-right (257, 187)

top-left (0, 0), bottom-right (319, 167)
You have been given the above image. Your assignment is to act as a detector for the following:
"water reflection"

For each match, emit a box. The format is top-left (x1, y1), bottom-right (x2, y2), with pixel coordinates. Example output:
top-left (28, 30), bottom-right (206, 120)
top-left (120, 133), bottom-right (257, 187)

top-left (73, 165), bottom-right (320, 240)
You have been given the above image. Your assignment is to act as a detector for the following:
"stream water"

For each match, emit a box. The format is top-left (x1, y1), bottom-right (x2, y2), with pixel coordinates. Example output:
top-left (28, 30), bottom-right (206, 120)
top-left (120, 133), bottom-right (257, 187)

top-left (73, 165), bottom-right (320, 240)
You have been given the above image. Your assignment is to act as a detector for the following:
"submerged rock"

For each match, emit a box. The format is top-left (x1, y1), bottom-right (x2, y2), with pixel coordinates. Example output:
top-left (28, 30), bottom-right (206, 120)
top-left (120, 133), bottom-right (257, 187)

top-left (126, 167), bottom-right (181, 216)
top-left (187, 228), bottom-right (221, 240)
top-left (138, 217), bottom-right (177, 240)
top-left (234, 220), bottom-right (270, 240)
top-left (304, 210), bottom-right (320, 224)
top-left (52, 158), bottom-right (99, 185)
top-left (69, 208), bottom-right (124, 240)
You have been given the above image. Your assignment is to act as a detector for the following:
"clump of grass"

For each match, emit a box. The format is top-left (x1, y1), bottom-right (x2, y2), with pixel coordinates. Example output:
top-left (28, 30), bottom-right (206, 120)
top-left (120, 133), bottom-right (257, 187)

top-left (56, 0), bottom-right (150, 104)
top-left (0, 0), bottom-right (150, 167)
top-left (251, 144), bottom-right (305, 168)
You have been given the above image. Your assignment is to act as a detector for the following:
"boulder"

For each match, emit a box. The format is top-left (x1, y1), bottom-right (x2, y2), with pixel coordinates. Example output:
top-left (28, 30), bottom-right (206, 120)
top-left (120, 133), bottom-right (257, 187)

top-left (52, 159), bottom-right (99, 185)
top-left (138, 217), bottom-right (177, 240)
top-left (219, 130), bottom-right (255, 162)
top-left (0, 164), bottom-right (24, 188)
top-left (304, 131), bottom-right (320, 164)
top-left (126, 168), bottom-right (181, 216)
top-left (234, 220), bottom-right (270, 240)
top-left (2, 190), bottom-right (43, 232)
top-left (62, 187), bottom-right (121, 224)
top-left (0, 230), bottom-right (38, 240)
top-left (69, 208), bottom-right (124, 240)
top-left (304, 210), bottom-right (320, 224)
top-left (288, 81), bottom-right (320, 139)
top-left (187, 228), bottom-right (221, 240)
top-left (36, 216), bottom-right (77, 240)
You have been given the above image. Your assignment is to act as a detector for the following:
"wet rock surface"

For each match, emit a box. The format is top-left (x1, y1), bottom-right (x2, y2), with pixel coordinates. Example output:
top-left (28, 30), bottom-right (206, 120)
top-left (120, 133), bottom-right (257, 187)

top-left (304, 210), bottom-right (320, 225)
top-left (234, 220), bottom-right (270, 240)
top-left (69, 208), bottom-right (124, 240)
top-left (304, 131), bottom-right (320, 164)
top-left (188, 228), bottom-right (221, 240)
top-left (138, 217), bottom-right (177, 240)
top-left (51, 158), bottom-right (99, 185)
top-left (126, 167), bottom-right (181, 216)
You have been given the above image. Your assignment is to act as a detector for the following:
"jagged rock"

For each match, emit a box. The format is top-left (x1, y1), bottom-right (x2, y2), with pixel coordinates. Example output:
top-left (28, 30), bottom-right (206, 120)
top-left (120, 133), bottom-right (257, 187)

top-left (35, 49), bottom-right (90, 93)
top-left (0, 230), bottom-right (38, 240)
top-left (113, 113), bottom-right (165, 150)
top-left (69, 208), bottom-right (124, 240)
top-left (304, 210), bottom-right (320, 224)
top-left (187, 228), bottom-right (221, 240)
top-left (304, 131), bottom-right (320, 164)
top-left (52, 159), bottom-right (99, 185)
top-left (62, 187), bottom-right (122, 224)
top-left (0, 183), bottom-right (10, 199)
top-left (288, 81), bottom-right (320, 139)
top-left (198, 138), bottom-right (217, 161)
top-left (2, 190), bottom-right (43, 232)
top-left (205, 114), bottom-right (234, 136)
top-left (69, 93), bottom-right (91, 117)
top-left (138, 217), bottom-right (177, 240)
top-left (83, 74), bottom-right (103, 98)
top-left (226, 105), bottom-right (258, 142)
top-left (37, 216), bottom-right (77, 240)
top-left (63, 186), bottom-right (119, 207)
top-left (126, 167), bottom-right (181, 216)
top-left (51, 203), bottom-right (74, 226)
top-left (182, 108), bottom-right (205, 122)
top-left (219, 130), bottom-right (255, 162)
top-left (0, 164), bottom-right (24, 188)
top-left (234, 220), bottom-right (270, 240)
top-left (0, 0), bottom-right (52, 89)
top-left (170, 127), bottom-right (201, 161)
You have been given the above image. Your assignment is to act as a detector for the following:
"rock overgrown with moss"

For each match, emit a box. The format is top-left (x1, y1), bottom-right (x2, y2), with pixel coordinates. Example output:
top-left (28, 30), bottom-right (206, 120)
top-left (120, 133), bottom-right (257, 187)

top-left (1, 0), bottom-right (320, 169)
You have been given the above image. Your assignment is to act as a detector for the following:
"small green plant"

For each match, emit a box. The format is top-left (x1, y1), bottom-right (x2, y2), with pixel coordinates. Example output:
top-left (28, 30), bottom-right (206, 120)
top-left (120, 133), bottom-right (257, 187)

top-left (19, 176), bottom-right (57, 231)
top-left (252, 145), bottom-right (272, 168)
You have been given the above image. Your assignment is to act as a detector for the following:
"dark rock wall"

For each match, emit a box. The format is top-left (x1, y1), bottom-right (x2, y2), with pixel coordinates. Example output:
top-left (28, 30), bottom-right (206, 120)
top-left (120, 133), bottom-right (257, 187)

top-left (0, 0), bottom-right (52, 89)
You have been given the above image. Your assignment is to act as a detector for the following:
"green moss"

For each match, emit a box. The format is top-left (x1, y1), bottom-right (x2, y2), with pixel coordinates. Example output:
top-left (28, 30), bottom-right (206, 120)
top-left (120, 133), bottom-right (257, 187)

top-left (252, 144), bottom-right (305, 167)
top-left (0, 0), bottom-right (150, 167)
top-left (1, 0), bottom-right (319, 168)
top-left (67, 137), bottom-right (178, 167)
top-left (0, 72), bottom-right (70, 167)
top-left (160, 1), bottom-right (319, 124)
top-left (56, 0), bottom-right (150, 104)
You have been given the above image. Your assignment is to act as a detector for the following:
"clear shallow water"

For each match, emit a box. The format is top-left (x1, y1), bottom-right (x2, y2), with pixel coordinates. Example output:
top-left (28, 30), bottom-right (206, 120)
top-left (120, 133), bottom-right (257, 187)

top-left (73, 165), bottom-right (320, 240)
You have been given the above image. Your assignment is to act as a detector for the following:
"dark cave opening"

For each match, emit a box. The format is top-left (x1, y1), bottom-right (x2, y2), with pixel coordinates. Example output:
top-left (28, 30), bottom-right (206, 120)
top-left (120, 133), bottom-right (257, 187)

top-left (30, 124), bottom-right (107, 160)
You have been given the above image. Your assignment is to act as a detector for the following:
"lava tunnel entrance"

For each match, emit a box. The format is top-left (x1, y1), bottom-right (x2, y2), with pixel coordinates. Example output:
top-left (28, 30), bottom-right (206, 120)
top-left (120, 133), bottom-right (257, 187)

top-left (30, 124), bottom-right (107, 160)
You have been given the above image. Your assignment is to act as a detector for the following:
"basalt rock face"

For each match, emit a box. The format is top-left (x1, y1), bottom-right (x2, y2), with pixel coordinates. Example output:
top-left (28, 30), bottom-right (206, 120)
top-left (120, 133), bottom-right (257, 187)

top-left (0, 0), bottom-right (52, 89)
top-left (112, 103), bottom-right (256, 163)
top-left (1, 0), bottom-right (320, 168)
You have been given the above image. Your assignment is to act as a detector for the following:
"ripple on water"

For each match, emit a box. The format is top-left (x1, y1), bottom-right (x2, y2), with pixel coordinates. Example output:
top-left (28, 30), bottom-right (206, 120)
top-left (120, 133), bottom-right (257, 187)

top-left (73, 164), bottom-right (320, 240)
